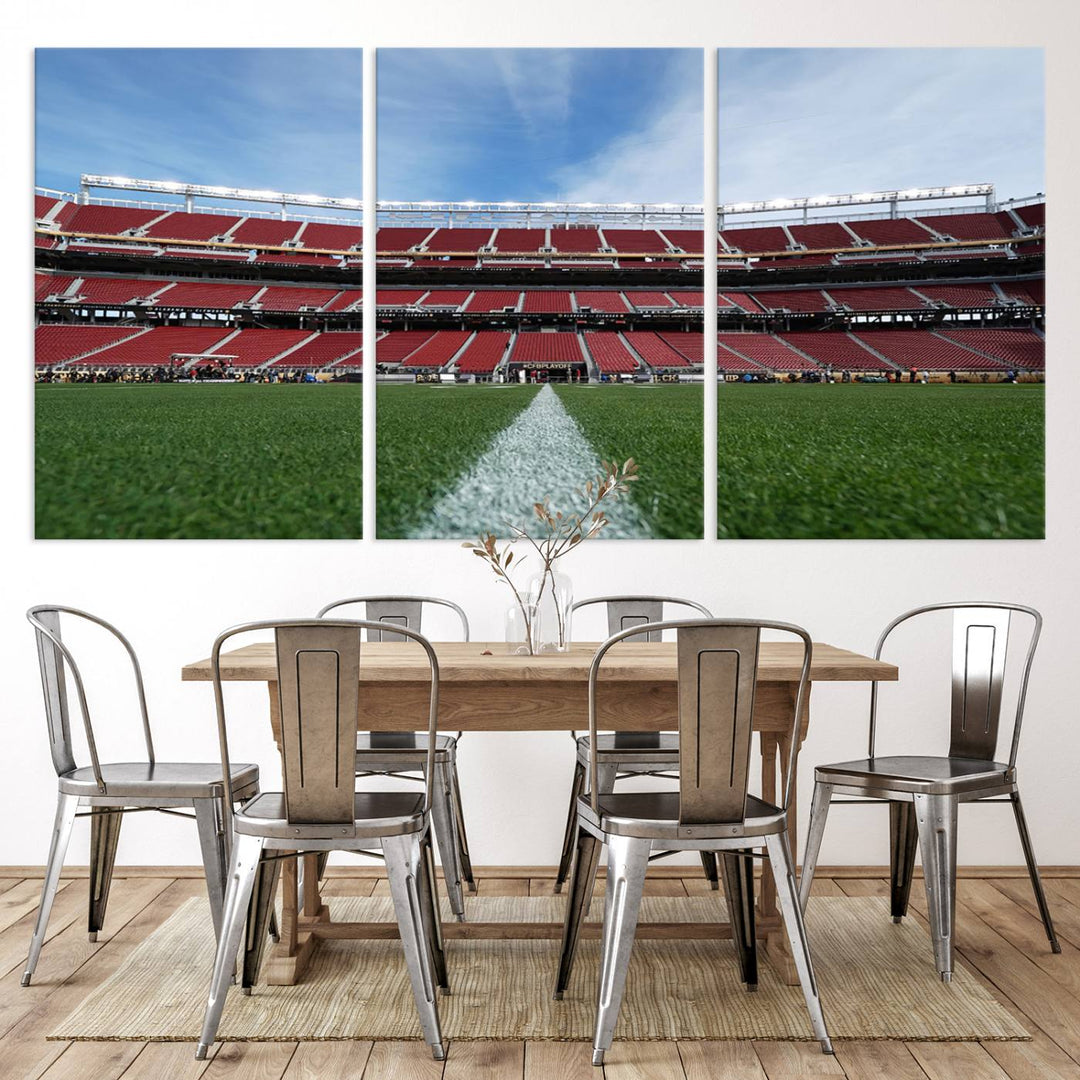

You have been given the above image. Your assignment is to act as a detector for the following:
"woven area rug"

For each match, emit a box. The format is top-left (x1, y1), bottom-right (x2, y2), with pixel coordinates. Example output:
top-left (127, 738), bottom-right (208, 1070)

top-left (51, 895), bottom-right (1026, 1043)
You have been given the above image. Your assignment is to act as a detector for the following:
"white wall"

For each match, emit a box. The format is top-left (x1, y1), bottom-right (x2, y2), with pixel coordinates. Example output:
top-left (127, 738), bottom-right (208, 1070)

top-left (2, 0), bottom-right (1078, 872)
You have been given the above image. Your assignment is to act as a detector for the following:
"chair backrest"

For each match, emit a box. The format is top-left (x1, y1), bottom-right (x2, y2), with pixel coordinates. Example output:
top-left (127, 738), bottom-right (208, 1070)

top-left (26, 605), bottom-right (154, 790)
top-left (211, 619), bottom-right (440, 824)
top-left (317, 596), bottom-right (469, 643)
top-left (587, 619), bottom-right (811, 823)
top-left (572, 595), bottom-right (712, 642)
top-left (869, 602), bottom-right (1041, 768)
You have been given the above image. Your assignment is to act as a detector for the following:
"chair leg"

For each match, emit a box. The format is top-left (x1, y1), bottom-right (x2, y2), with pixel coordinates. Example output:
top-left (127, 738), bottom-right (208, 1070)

top-left (554, 759), bottom-right (587, 894)
top-left (196, 833), bottom-right (264, 1060)
top-left (1010, 790), bottom-right (1061, 953)
top-left (595, 763), bottom-right (619, 795)
top-left (913, 793), bottom-right (958, 981)
top-left (416, 826), bottom-right (450, 993)
top-left (765, 831), bottom-right (833, 1054)
top-left (194, 798), bottom-right (228, 941)
top-left (720, 850), bottom-right (757, 990)
top-left (241, 853), bottom-right (281, 993)
top-left (87, 807), bottom-right (123, 942)
top-left (383, 832), bottom-right (445, 1060)
top-left (429, 761), bottom-right (465, 921)
top-left (699, 852), bottom-right (720, 891)
top-left (798, 781), bottom-right (833, 912)
top-left (591, 834), bottom-right (650, 1066)
top-left (446, 754), bottom-right (476, 893)
top-left (889, 800), bottom-right (919, 923)
top-left (554, 824), bottom-right (602, 999)
top-left (22, 792), bottom-right (78, 986)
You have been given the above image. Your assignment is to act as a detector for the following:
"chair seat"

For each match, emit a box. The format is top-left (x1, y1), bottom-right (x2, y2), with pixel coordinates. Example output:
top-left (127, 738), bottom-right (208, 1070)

top-left (356, 733), bottom-right (456, 763)
top-left (815, 755), bottom-right (1015, 795)
top-left (59, 761), bottom-right (259, 799)
top-left (234, 791), bottom-right (426, 840)
top-left (578, 790), bottom-right (785, 841)
top-left (576, 733), bottom-right (679, 766)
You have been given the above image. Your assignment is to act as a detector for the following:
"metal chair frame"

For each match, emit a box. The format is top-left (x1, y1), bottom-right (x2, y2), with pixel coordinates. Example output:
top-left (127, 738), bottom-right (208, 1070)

top-left (799, 602), bottom-right (1060, 982)
top-left (196, 618), bottom-right (447, 1062)
top-left (316, 596), bottom-right (474, 918)
top-left (23, 605), bottom-right (261, 988)
top-left (554, 595), bottom-right (717, 893)
top-left (555, 618), bottom-right (832, 1065)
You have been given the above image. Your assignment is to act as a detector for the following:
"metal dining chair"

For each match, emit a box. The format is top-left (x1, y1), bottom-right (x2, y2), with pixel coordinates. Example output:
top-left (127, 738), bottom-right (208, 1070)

top-left (317, 596), bottom-right (473, 919)
top-left (23, 605), bottom-right (262, 987)
top-left (197, 618), bottom-right (447, 1061)
top-left (554, 596), bottom-right (718, 893)
top-left (799, 602), bottom-right (1060, 982)
top-left (554, 619), bottom-right (832, 1065)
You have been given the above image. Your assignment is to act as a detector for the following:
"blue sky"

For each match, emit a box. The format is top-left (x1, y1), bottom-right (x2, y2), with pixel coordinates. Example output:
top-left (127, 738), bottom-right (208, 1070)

top-left (35, 49), bottom-right (362, 210)
top-left (720, 49), bottom-right (1044, 207)
top-left (378, 49), bottom-right (703, 203)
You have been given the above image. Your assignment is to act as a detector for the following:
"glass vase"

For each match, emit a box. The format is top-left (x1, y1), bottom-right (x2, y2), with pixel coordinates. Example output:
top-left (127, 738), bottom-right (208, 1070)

top-left (527, 570), bottom-right (573, 653)
top-left (505, 601), bottom-right (540, 655)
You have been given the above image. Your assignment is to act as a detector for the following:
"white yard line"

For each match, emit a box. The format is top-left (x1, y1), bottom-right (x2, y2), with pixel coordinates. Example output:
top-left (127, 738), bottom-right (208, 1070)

top-left (409, 384), bottom-right (652, 539)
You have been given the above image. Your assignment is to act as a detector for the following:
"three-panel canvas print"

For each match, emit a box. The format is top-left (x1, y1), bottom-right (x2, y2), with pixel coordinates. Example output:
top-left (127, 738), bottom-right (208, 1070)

top-left (34, 48), bottom-right (1044, 541)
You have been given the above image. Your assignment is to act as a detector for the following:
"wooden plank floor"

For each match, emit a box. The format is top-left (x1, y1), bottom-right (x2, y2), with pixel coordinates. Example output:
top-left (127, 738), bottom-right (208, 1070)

top-left (1, 868), bottom-right (1076, 1080)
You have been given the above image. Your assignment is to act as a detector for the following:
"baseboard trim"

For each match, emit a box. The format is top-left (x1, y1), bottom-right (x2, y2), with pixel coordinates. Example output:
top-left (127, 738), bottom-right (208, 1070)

top-left (3, 864), bottom-right (1077, 879)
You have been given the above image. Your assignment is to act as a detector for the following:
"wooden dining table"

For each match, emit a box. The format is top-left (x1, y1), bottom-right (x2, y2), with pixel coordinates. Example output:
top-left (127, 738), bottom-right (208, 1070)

top-left (182, 639), bottom-right (897, 986)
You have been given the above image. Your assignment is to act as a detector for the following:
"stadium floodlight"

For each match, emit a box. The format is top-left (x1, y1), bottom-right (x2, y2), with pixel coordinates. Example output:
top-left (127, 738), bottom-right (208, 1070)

top-left (80, 174), bottom-right (367, 214)
top-left (719, 183), bottom-right (995, 216)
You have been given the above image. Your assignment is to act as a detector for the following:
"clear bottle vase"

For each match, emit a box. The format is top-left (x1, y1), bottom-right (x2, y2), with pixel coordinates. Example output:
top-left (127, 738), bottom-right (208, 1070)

top-left (505, 601), bottom-right (540, 655)
top-left (527, 570), bottom-right (573, 653)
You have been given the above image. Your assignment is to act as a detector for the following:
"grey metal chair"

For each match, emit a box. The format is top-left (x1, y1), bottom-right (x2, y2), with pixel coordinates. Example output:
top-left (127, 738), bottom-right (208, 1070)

top-left (555, 619), bottom-right (832, 1065)
top-left (197, 618), bottom-right (447, 1062)
top-left (555, 596), bottom-right (718, 893)
top-left (23, 605), bottom-right (261, 987)
top-left (799, 602), bottom-right (1060, 982)
top-left (317, 596), bottom-right (474, 919)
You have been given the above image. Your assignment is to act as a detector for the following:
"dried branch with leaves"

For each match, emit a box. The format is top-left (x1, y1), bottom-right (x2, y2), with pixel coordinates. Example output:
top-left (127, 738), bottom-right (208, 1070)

top-left (464, 458), bottom-right (639, 652)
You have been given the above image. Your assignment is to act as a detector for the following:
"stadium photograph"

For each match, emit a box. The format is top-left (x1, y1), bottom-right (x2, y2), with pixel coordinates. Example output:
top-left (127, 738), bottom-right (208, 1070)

top-left (374, 48), bottom-right (704, 540)
top-left (34, 48), bottom-right (365, 539)
top-left (715, 48), bottom-right (1045, 539)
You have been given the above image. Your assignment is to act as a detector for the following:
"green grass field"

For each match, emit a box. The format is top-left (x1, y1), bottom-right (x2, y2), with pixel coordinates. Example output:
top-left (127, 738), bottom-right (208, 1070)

top-left (718, 383), bottom-right (1044, 539)
top-left (554, 385), bottom-right (703, 539)
top-left (376, 383), bottom-right (541, 537)
top-left (375, 383), bottom-right (703, 539)
top-left (35, 383), bottom-right (363, 539)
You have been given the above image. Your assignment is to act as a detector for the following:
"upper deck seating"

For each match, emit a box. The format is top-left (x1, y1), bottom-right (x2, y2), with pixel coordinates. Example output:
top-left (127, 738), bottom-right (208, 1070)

top-left (548, 227), bottom-right (602, 253)
top-left (376, 289), bottom-right (426, 307)
top-left (825, 286), bottom-right (925, 312)
top-left (786, 222), bottom-right (854, 250)
top-left (1014, 202), bottom-right (1044, 229)
top-left (418, 290), bottom-right (471, 309)
top-left (155, 281), bottom-right (263, 309)
top-left (229, 217), bottom-right (303, 246)
top-left (600, 229), bottom-right (669, 253)
top-left (915, 284), bottom-right (1000, 308)
top-left (65, 204), bottom-right (163, 236)
top-left (463, 290), bottom-right (521, 313)
top-left (70, 276), bottom-right (169, 305)
top-left (720, 292), bottom-right (763, 313)
top-left (720, 226), bottom-right (790, 253)
top-left (298, 222), bottom-right (364, 250)
top-left (523, 291), bottom-right (574, 314)
top-left (659, 230), bottom-right (704, 254)
top-left (375, 227), bottom-right (433, 251)
top-left (917, 213), bottom-right (1011, 242)
top-left (144, 212), bottom-right (241, 241)
top-left (257, 286), bottom-right (341, 312)
top-left (423, 228), bottom-right (494, 253)
top-left (572, 291), bottom-right (629, 313)
top-left (492, 229), bottom-right (547, 252)
top-left (749, 289), bottom-right (830, 313)
top-left (844, 217), bottom-right (935, 246)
